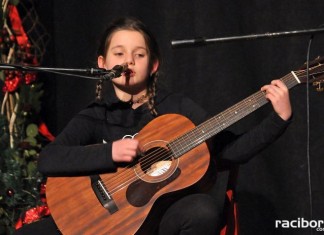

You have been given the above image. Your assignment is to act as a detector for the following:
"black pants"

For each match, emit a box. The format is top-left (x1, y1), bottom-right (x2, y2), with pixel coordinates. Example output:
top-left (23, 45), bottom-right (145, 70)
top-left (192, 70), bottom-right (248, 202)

top-left (14, 193), bottom-right (222, 235)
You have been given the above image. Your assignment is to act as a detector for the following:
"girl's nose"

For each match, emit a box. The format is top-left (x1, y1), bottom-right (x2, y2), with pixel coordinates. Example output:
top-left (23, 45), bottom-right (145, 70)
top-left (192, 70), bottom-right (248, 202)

top-left (125, 55), bottom-right (135, 65)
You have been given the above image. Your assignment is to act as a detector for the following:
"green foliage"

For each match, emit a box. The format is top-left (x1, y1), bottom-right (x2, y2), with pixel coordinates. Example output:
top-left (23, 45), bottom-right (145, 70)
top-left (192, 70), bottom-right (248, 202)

top-left (9, 0), bottom-right (20, 6)
top-left (0, 2), bottom-right (49, 233)
top-left (19, 82), bottom-right (44, 114)
top-left (0, 83), bottom-right (45, 235)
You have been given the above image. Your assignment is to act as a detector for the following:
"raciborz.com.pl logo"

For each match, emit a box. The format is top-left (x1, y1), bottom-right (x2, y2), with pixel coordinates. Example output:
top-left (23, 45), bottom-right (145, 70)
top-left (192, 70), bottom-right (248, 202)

top-left (275, 218), bottom-right (324, 231)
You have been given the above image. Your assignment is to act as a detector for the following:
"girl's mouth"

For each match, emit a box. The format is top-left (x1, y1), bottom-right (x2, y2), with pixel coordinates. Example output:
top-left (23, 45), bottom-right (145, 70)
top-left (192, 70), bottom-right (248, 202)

top-left (124, 69), bottom-right (135, 77)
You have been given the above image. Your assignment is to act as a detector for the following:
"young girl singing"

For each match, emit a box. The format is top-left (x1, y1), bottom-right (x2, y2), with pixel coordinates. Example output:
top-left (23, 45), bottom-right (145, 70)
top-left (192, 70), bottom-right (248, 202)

top-left (15, 16), bottom-right (292, 235)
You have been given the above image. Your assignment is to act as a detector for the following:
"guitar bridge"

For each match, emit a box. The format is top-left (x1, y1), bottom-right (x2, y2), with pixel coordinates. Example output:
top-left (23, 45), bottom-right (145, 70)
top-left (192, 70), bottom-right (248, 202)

top-left (90, 175), bottom-right (118, 214)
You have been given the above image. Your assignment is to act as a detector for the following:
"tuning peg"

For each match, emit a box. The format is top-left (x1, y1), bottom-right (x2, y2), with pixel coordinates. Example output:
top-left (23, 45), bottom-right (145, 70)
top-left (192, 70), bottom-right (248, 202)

top-left (313, 81), bottom-right (324, 92)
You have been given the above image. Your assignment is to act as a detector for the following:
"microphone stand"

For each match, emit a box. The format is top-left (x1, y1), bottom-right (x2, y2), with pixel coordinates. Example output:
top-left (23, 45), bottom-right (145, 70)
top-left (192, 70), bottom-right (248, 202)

top-left (171, 27), bottom-right (324, 48)
top-left (0, 63), bottom-right (107, 80)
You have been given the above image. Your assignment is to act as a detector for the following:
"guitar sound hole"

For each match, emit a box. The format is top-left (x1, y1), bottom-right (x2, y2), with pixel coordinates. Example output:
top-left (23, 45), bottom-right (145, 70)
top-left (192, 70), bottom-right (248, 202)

top-left (139, 147), bottom-right (172, 177)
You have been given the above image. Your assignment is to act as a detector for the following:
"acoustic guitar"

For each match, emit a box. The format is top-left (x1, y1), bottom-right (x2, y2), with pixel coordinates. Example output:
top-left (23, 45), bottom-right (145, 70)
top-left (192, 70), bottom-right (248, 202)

top-left (46, 57), bottom-right (324, 234)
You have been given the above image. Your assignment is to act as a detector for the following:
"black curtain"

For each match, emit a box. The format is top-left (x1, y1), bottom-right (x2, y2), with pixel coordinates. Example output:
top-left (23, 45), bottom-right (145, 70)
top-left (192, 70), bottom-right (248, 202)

top-left (36, 1), bottom-right (324, 234)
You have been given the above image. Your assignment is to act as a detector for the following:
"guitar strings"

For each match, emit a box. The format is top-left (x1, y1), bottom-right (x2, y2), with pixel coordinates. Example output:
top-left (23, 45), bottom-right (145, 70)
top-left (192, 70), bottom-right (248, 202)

top-left (100, 68), bottom-right (318, 196)
top-left (104, 147), bottom-right (174, 195)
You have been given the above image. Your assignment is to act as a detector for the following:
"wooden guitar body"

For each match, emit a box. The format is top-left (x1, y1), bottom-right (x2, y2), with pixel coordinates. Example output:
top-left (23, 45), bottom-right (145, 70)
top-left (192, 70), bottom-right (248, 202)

top-left (46, 114), bottom-right (211, 235)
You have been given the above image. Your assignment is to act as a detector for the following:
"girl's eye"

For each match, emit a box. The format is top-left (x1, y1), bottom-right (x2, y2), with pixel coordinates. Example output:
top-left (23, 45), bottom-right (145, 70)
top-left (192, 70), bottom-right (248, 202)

top-left (114, 52), bottom-right (124, 56)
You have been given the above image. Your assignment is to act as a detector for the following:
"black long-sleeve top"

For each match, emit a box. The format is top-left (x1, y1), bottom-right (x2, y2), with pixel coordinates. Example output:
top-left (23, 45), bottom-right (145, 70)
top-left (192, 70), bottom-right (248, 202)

top-left (38, 88), bottom-right (291, 178)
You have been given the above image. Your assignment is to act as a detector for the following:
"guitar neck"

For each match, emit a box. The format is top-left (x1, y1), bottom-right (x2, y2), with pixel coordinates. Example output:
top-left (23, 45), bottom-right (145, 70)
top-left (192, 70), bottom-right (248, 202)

top-left (169, 71), bottom-right (300, 158)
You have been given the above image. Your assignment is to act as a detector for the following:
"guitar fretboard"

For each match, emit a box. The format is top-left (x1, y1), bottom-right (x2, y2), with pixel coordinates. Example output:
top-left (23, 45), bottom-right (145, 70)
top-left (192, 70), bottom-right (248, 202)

top-left (168, 71), bottom-right (300, 158)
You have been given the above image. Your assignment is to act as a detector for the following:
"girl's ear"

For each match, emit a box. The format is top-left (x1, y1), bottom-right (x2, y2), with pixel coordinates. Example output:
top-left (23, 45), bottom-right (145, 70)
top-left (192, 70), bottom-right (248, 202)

top-left (151, 60), bottom-right (159, 75)
top-left (97, 56), bottom-right (105, 68)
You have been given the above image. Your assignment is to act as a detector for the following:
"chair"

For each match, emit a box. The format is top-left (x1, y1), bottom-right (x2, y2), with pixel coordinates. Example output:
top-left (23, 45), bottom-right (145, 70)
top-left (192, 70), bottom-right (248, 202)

top-left (220, 166), bottom-right (239, 235)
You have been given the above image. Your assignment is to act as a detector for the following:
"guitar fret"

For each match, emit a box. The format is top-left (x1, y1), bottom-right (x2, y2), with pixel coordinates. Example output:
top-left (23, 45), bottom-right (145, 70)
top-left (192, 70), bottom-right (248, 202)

top-left (172, 136), bottom-right (186, 157)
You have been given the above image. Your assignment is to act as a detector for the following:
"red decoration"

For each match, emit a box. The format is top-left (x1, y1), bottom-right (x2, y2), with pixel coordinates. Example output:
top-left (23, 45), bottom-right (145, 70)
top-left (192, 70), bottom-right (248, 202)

top-left (8, 5), bottom-right (29, 46)
top-left (15, 205), bottom-right (51, 229)
top-left (1, 5), bottom-right (39, 93)
top-left (2, 72), bottom-right (37, 93)
top-left (3, 76), bottom-right (22, 92)
top-left (38, 122), bottom-right (55, 142)
top-left (15, 182), bottom-right (51, 229)
top-left (24, 73), bottom-right (37, 85)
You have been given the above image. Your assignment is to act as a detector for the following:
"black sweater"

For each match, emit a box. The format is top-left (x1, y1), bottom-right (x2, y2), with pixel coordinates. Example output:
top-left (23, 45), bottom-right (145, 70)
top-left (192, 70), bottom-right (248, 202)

top-left (38, 89), bottom-right (290, 177)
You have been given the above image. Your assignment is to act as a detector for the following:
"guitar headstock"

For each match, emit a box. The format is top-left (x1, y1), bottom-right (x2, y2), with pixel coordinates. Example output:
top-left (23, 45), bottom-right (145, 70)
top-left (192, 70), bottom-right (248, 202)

top-left (294, 56), bottom-right (324, 92)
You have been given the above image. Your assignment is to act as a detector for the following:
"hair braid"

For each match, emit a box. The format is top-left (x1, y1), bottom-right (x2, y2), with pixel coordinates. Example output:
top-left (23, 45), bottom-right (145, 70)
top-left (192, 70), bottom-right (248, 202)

top-left (146, 73), bottom-right (158, 116)
top-left (95, 79), bottom-right (104, 101)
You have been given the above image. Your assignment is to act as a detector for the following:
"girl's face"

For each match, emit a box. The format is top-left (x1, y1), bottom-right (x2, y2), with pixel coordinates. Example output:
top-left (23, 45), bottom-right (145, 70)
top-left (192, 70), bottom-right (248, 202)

top-left (98, 30), bottom-right (158, 93)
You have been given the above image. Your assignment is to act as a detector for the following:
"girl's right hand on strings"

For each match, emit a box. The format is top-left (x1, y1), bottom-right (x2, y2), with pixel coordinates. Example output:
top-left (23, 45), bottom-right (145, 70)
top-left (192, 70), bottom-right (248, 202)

top-left (112, 139), bottom-right (139, 162)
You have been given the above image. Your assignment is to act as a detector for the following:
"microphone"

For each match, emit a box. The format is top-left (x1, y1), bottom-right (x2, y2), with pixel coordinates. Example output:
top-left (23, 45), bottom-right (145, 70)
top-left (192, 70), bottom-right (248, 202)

top-left (101, 64), bottom-right (128, 80)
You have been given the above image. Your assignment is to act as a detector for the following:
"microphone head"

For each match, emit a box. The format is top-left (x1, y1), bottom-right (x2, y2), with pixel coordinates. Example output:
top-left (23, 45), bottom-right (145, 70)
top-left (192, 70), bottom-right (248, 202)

top-left (112, 63), bottom-right (128, 73)
top-left (102, 63), bottom-right (129, 80)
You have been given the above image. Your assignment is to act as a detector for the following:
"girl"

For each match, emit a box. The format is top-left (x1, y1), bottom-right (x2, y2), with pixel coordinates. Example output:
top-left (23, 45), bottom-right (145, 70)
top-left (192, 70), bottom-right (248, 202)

top-left (15, 16), bottom-right (292, 235)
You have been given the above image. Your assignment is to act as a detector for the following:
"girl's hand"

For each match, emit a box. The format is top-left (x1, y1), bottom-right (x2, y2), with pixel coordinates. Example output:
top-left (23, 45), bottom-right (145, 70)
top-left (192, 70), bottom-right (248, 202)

top-left (261, 79), bottom-right (292, 121)
top-left (112, 139), bottom-right (139, 162)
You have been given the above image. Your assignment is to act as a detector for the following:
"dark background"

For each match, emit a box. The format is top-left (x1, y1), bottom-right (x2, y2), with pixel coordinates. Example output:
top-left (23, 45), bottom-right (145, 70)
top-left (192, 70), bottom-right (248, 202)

top-left (34, 1), bottom-right (324, 234)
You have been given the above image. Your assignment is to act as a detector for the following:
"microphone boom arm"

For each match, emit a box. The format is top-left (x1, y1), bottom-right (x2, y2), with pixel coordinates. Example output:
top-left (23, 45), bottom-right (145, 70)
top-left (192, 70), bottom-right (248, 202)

top-left (171, 27), bottom-right (324, 48)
